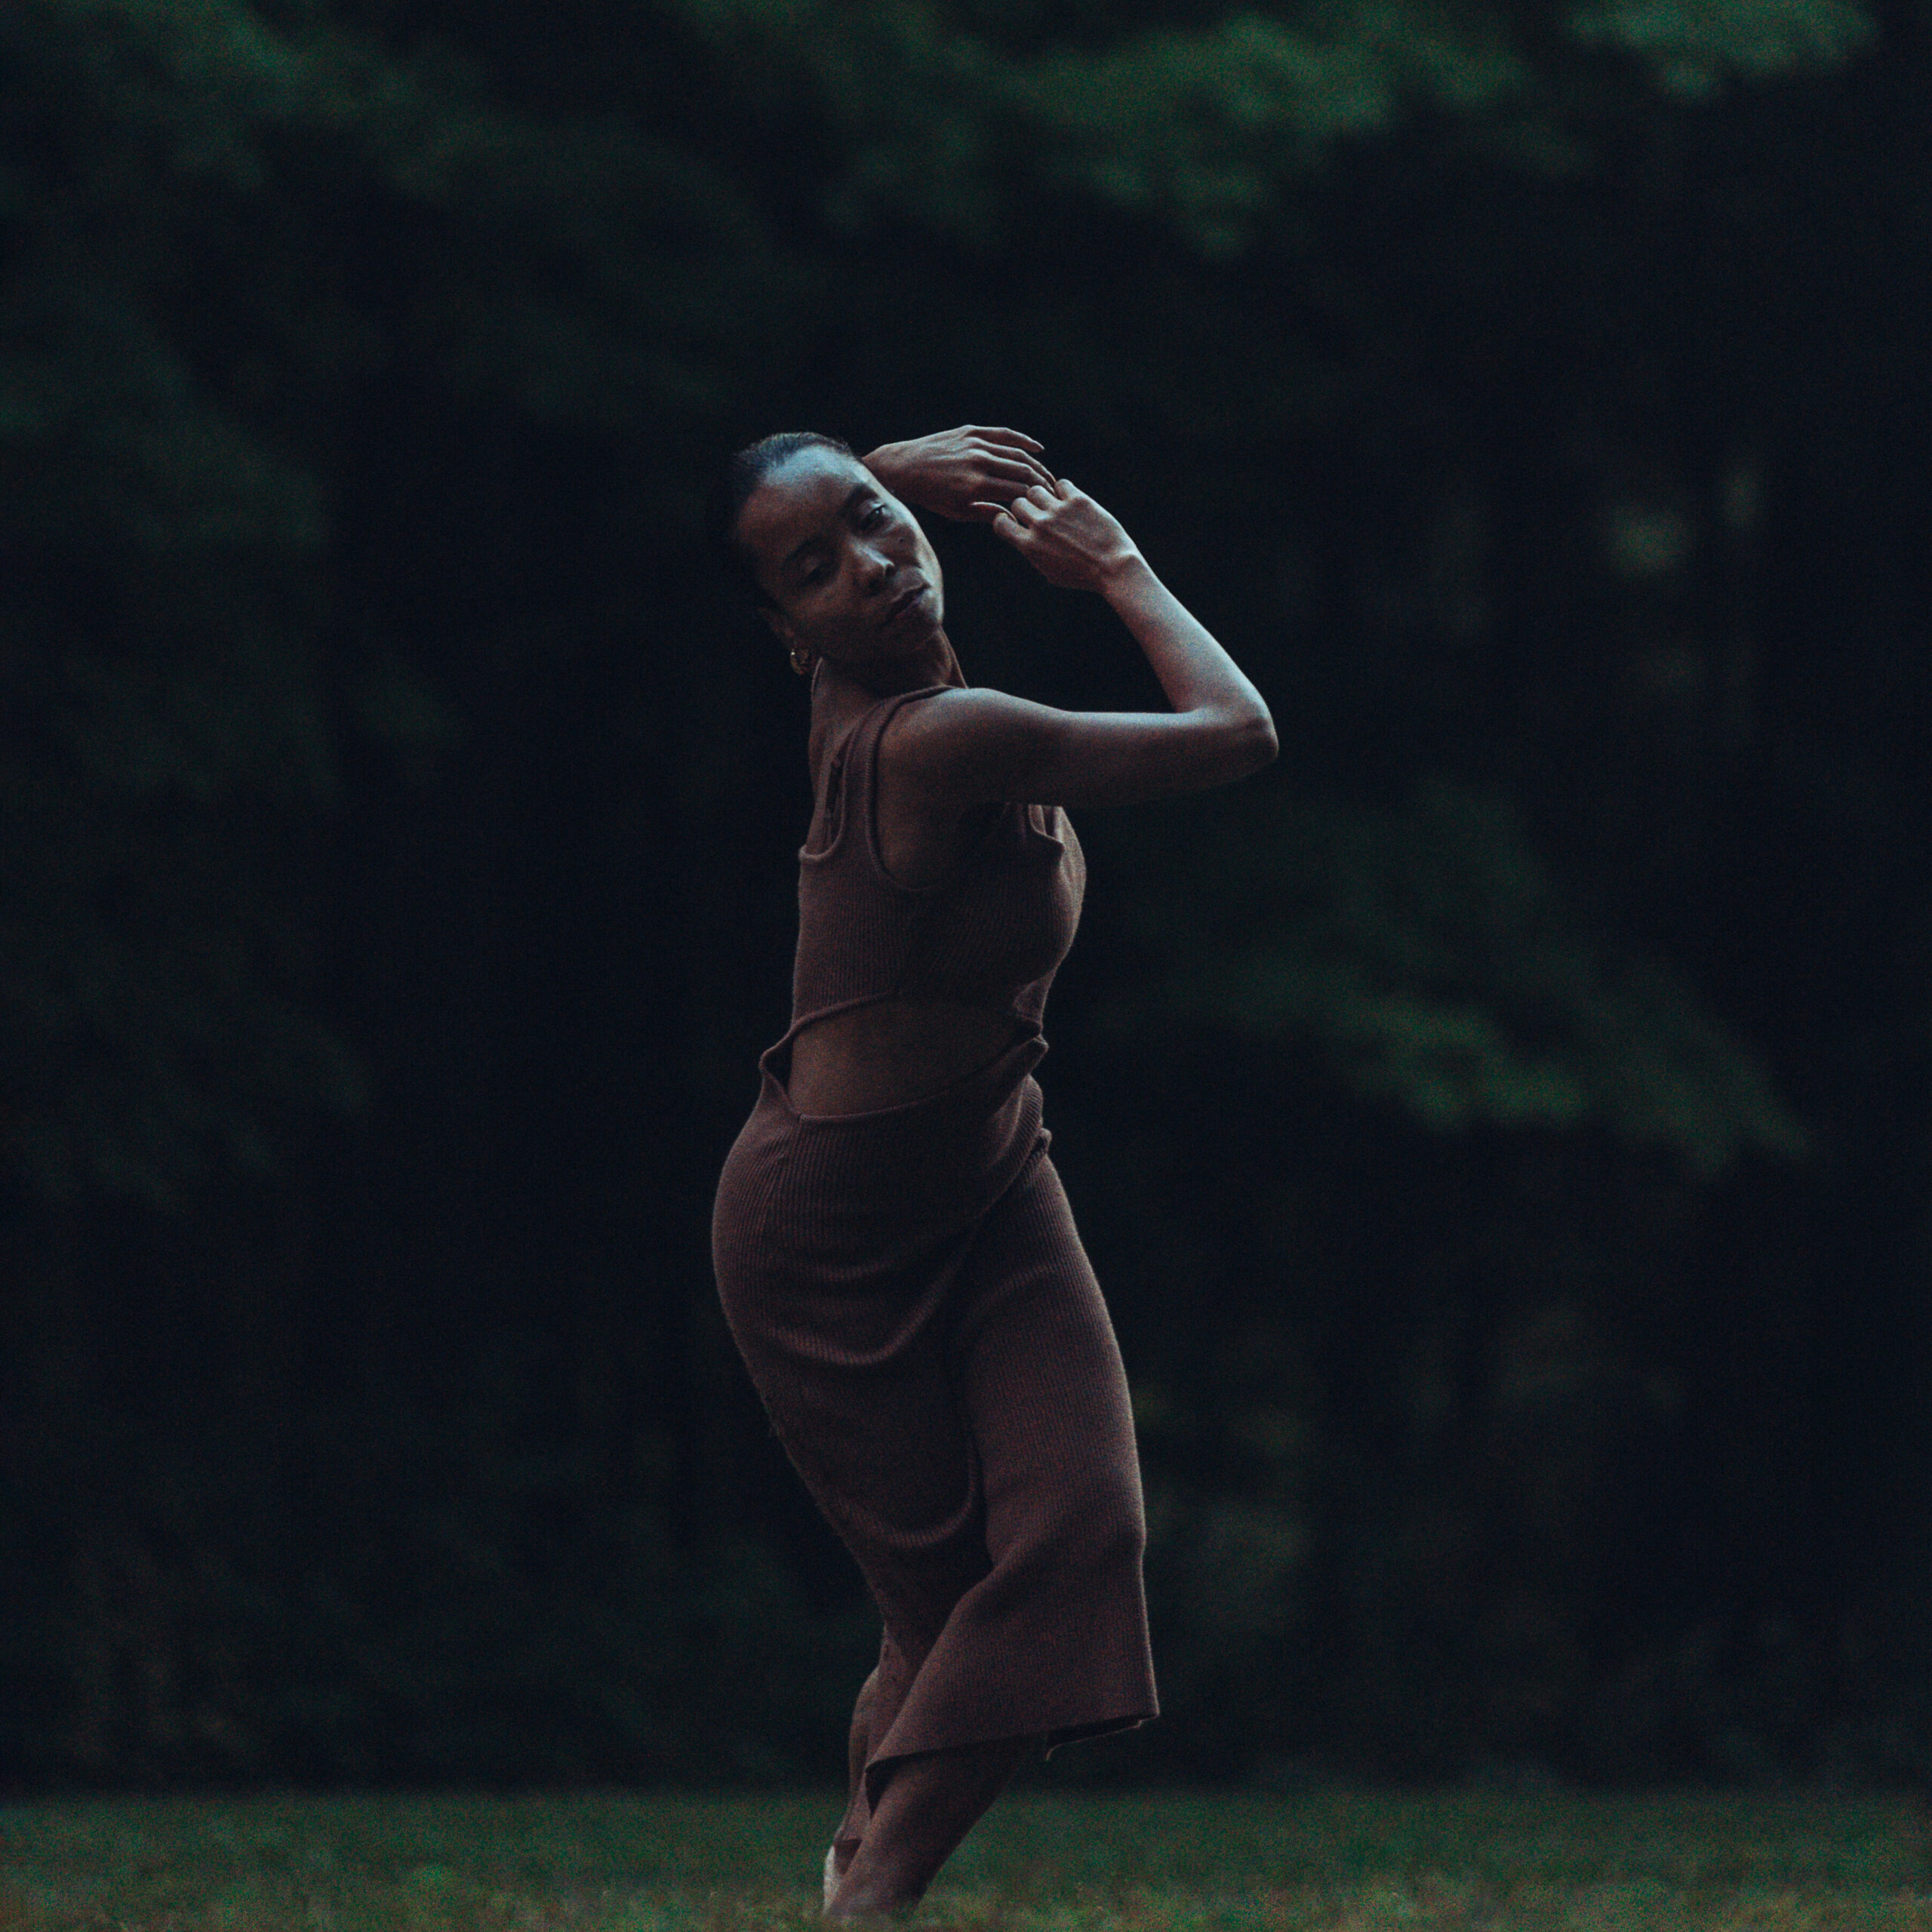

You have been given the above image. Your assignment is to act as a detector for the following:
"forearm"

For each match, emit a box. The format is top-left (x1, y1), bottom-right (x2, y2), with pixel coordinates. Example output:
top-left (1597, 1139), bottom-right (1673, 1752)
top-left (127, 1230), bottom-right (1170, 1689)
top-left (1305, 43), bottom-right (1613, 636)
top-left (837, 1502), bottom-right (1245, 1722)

top-left (860, 442), bottom-right (914, 503)
top-left (1099, 555), bottom-right (1274, 735)
top-left (862, 430), bottom-right (1057, 523)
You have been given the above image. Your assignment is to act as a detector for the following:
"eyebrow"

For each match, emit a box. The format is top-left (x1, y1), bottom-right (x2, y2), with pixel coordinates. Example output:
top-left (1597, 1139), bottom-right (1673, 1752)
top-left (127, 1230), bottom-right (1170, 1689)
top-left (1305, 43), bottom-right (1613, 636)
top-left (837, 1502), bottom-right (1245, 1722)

top-left (780, 482), bottom-right (876, 576)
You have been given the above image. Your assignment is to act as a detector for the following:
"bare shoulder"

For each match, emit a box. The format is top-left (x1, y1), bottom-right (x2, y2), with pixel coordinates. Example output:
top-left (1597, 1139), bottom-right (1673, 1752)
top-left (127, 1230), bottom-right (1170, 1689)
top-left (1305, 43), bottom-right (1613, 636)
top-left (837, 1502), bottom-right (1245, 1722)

top-left (880, 681), bottom-right (1275, 811)
top-left (888, 685), bottom-right (1027, 732)
top-left (879, 687), bottom-right (1060, 792)
top-left (883, 685), bottom-right (1054, 757)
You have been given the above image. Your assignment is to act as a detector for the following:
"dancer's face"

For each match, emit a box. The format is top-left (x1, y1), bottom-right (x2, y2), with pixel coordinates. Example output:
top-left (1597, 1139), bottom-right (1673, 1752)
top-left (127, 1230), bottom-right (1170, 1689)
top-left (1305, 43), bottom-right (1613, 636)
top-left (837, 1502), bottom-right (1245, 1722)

top-left (736, 447), bottom-right (947, 673)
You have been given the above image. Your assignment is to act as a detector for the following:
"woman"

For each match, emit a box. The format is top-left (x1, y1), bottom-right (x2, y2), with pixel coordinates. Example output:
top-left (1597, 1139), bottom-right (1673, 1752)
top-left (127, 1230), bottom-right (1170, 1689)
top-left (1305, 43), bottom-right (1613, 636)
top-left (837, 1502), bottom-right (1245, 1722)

top-left (709, 424), bottom-right (1275, 1920)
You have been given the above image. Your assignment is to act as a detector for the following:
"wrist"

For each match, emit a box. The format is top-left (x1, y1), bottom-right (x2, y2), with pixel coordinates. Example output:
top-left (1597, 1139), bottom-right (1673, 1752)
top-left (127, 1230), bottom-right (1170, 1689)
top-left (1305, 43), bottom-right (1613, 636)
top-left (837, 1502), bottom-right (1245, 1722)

top-left (1094, 548), bottom-right (1153, 600)
top-left (862, 441), bottom-right (909, 499)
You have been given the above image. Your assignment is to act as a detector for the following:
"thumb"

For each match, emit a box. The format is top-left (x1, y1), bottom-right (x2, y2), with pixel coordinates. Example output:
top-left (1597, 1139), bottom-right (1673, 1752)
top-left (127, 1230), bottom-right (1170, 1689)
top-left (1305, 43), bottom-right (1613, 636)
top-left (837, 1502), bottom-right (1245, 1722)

top-left (971, 501), bottom-right (1021, 537)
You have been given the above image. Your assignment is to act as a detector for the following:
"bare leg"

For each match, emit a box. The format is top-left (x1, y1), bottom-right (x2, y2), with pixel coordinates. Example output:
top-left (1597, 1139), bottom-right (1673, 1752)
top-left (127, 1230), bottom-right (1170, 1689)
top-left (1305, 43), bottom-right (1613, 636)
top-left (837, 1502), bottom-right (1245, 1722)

top-left (824, 1734), bottom-right (1032, 1921)
top-left (826, 1666), bottom-right (881, 1905)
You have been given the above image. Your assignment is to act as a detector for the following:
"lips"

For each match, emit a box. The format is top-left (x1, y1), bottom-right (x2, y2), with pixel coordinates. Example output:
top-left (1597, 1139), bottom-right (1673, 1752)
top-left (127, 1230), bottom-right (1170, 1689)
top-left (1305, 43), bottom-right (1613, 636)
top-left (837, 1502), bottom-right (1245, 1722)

top-left (883, 582), bottom-right (926, 626)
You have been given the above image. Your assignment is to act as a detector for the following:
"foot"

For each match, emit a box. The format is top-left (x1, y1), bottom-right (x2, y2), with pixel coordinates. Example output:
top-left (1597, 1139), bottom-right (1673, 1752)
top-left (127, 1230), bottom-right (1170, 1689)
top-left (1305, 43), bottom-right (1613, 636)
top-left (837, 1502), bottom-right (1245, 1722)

top-left (823, 1873), bottom-right (916, 1923)
top-left (823, 1841), bottom-right (863, 1915)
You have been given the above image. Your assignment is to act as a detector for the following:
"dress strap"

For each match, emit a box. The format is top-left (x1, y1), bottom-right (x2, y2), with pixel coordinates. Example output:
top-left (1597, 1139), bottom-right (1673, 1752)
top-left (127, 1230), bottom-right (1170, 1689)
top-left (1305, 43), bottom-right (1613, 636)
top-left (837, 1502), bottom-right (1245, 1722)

top-left (842, 685), bottom-right (949, 872)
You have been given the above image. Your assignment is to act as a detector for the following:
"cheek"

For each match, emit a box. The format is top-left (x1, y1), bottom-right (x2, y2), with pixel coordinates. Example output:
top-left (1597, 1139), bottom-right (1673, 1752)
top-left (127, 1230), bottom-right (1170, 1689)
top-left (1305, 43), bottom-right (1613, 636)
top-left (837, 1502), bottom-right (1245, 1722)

top-left (794, 583), bottom-right (847, 634)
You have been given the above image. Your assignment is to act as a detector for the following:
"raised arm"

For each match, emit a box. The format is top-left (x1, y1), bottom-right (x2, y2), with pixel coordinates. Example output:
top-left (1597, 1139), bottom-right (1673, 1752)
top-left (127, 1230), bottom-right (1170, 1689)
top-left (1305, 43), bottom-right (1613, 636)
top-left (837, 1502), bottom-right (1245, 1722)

top-left (861, 426), bottom-right (1057, 521)
top-left (886, 479), bottom-right (1278, 810)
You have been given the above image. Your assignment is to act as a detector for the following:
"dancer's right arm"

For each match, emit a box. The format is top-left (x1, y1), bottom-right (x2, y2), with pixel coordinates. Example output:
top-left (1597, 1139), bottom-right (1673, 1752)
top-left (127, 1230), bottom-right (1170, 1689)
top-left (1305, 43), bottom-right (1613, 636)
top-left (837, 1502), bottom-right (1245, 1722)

top-left (886, 480), bottom-right (1277, 808)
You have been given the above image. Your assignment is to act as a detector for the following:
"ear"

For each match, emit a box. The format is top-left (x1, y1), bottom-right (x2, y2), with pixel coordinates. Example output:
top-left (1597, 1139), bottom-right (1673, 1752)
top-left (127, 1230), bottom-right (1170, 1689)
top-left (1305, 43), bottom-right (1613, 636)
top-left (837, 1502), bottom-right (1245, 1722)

top-left (758, 602), bottom-right (795, 648)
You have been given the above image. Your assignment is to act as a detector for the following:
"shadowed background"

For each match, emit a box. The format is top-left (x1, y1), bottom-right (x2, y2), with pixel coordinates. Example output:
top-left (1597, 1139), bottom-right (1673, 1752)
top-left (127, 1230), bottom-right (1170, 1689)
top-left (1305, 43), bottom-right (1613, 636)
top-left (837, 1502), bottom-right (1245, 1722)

top-left (1, 0), bottom-right (1926, 1798)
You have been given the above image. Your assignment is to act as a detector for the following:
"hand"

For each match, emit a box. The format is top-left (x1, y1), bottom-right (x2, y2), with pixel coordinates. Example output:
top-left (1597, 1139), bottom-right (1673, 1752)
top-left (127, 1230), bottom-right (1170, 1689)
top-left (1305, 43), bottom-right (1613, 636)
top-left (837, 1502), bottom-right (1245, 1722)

top-left (863, 426), bottom-right (1057, 523)
top-left (969, 478), bottom-right (1143, 594)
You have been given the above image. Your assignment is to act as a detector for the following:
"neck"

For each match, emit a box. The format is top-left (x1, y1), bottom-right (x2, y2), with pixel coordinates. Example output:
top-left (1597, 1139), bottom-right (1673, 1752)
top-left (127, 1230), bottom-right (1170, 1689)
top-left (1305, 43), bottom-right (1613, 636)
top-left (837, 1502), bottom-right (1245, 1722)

top-left (825, 629), bottom-right (966, 699)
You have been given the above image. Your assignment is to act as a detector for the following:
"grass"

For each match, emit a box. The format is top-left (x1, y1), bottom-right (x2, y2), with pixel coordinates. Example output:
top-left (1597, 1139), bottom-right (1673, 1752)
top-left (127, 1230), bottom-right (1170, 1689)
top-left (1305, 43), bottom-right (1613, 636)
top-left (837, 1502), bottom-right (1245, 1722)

top-left (2, 1789), bottom-right (1930, 1930)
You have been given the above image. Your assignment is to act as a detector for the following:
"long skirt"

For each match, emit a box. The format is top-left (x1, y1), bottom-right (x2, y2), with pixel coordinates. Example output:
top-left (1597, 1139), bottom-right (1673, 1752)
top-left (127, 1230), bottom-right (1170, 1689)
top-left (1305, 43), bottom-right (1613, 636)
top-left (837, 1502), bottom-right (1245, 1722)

top-left (712, 1026), bottom-right (1158, 1855)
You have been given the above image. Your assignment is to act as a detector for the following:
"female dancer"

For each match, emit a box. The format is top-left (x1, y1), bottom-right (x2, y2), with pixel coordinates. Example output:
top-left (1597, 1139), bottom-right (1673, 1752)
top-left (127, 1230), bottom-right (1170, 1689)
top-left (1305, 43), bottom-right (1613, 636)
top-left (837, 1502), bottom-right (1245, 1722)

top-left (709, 424), bottom-right (1275, 1920)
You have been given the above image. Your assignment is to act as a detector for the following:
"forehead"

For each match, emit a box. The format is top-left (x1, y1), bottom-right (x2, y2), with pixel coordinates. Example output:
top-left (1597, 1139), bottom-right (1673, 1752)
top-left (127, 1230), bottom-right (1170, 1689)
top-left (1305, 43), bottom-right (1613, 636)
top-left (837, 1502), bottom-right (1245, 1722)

top-left (735, 446), bottom-right (875, 563)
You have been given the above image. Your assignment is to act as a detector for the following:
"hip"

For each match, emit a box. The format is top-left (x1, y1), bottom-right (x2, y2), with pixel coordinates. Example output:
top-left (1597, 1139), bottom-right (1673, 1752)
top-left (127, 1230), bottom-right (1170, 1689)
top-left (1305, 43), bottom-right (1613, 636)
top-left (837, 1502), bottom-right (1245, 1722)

top-left (712, 1029), bottom-right (1052, 1282)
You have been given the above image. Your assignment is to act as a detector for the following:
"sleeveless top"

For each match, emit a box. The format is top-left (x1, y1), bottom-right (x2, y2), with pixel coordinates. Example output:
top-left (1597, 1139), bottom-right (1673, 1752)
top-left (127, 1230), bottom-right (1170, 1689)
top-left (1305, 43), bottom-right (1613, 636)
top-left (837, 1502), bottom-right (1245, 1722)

top-left (784, 683), bottom-right (1086, 1044)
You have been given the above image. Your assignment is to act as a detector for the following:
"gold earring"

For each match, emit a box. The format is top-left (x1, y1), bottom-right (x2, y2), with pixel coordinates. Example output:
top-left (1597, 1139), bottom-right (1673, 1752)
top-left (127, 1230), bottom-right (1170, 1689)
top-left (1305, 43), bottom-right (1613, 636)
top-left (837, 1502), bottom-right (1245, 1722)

top-left (789, 645), bottom-right (813, 677)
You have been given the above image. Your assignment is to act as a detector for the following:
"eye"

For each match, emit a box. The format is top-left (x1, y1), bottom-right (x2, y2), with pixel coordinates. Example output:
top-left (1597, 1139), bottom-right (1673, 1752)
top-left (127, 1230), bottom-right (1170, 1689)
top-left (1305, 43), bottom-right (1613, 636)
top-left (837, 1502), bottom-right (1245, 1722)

top-left (861, 503), bottom-right (888, 528)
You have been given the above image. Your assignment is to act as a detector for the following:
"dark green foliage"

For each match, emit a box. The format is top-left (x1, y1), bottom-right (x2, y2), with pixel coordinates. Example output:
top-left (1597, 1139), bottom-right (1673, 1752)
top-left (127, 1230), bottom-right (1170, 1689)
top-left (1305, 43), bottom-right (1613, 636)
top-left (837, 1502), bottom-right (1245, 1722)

top-left (0, 1367), bottom-right (875, 1787)
top-left (1105, 780), bottom-right (1807, 1171)
top-left (2, 0), bottom-right (372, 1201)
top-left (2, 0), bottom-right (1924, 1795)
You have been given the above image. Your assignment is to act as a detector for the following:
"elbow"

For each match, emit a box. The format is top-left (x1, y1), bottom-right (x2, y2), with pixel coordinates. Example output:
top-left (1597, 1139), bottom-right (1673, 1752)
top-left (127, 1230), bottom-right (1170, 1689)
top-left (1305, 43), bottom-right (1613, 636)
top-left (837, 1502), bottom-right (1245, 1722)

top-left (1229, 709), bottom-right (1278, 777)
top-left (1171, 705), bottom-right (1278, 793)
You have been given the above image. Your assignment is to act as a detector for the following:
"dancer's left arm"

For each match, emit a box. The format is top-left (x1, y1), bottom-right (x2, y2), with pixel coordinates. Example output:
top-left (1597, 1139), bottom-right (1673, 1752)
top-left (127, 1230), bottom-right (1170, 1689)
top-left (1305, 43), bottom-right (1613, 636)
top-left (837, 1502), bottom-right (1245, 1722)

top-left (863, 426), bottom-right (1057, 523)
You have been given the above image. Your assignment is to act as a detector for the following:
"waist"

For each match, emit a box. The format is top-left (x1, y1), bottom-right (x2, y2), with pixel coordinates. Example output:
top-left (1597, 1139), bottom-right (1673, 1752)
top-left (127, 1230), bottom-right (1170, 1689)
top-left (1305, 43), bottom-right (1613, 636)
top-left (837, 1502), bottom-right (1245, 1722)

top-left (779, 995), bottom-right (1035, 1117)
top-left (721, 1026), bottom-right (1051, 1269)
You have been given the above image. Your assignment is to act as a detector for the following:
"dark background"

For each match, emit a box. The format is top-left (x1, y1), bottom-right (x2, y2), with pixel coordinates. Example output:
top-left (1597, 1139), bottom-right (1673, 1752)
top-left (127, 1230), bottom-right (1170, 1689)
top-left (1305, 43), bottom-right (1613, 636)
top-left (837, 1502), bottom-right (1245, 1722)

top-left (2, 0), bottom-right (1927, 1795)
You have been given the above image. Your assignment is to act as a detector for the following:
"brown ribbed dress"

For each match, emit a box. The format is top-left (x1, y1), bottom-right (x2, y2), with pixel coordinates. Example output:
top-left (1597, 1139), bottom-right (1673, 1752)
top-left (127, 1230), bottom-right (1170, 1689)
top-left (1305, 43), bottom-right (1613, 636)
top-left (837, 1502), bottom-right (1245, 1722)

top-left (712, 676), bottom-right (1158, 1857)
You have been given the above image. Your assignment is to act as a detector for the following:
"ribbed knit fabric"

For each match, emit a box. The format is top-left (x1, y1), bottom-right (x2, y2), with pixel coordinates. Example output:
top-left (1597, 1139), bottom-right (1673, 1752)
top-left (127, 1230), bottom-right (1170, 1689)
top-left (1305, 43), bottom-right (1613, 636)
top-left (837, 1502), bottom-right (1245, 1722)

top-left (788, 681), bottom-right (1084, 1041)
top-left (711, 678), bottom-right (1158, 1856)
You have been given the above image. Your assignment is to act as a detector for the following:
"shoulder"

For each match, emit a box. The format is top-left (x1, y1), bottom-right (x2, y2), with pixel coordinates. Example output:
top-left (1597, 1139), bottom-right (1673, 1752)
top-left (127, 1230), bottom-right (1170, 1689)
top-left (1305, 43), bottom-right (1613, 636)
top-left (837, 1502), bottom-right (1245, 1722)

top-left (881, 685), bottom-right (1043, 758)
top-left (878, 685), bottom-right (1072, 804)
top-left (810, 678), bottom-right (908, 776)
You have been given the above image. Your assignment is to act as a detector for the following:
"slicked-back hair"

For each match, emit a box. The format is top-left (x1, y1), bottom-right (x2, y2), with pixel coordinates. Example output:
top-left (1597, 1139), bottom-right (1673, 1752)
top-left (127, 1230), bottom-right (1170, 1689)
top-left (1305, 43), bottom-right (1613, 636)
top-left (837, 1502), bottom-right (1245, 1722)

top-left (705, 431), bottom-right (860, 612)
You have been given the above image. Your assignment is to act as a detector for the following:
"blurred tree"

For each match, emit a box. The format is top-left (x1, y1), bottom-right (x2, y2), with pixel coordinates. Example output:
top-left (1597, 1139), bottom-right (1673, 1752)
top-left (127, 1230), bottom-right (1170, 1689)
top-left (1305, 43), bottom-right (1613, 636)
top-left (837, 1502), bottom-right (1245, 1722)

top-left (1103, 778), bottom-right (1807, 1174)
top-left (4, 0), bottom-right (1865, 1203)
top-left (3, 0), bottom-right (1921, 1792)
top-left (1, 0), bottom-right (358, 1205)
